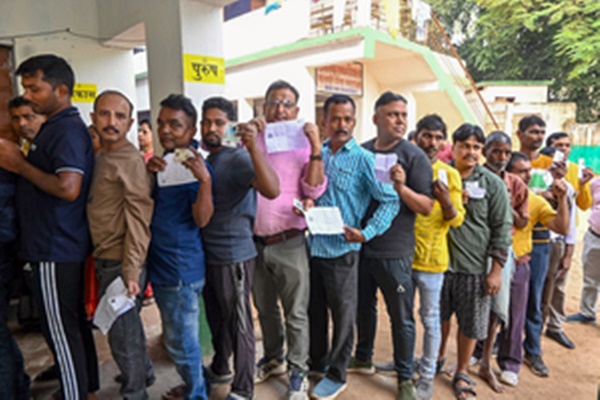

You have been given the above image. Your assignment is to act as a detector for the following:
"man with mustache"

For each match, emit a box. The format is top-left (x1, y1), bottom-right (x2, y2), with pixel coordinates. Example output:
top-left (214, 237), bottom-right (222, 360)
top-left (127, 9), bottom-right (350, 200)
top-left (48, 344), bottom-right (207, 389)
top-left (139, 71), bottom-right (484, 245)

top-left (496, 152), bottom-right (569, 386)
top-left (471, 131), bottom-right (529, 392)
top-left (8, 96), bottom-right (45, 155)
top-left (516, 115), bottom-right (557, 377)
top-left (251, 80), bottom-right (326, 400)
top-left (308, 94), bottom-right (399, 400)
top-left (0, 54), bottom-right (98, 399)
top-left (348, 92), bottom-right (433, 400)
top-left (87, 90), bottom-right (155, 399)
top-left (437, 124), bottom-right (512, 400)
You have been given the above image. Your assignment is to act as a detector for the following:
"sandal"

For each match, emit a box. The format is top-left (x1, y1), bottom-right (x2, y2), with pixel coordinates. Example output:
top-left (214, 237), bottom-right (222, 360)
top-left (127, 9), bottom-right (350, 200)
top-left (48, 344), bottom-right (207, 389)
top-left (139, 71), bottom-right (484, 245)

top-left (162, 384), bottom-right (186, 400)
top-left (452, 372), bottom-right (477, 400)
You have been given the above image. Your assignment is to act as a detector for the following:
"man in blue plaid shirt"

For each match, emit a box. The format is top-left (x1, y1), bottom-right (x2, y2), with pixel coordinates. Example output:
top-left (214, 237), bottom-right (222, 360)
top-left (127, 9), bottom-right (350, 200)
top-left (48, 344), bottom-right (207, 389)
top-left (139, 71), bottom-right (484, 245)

top-left (308, 94), bottom-right (399, 400)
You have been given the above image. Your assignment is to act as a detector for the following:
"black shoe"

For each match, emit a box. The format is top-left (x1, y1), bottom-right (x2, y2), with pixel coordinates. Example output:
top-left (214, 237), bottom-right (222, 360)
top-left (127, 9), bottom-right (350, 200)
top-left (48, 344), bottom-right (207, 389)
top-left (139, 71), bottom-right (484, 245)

top-left (545, 330), bottom-right (575, 349)
top-left (524, 353), bottom-right (549, 377)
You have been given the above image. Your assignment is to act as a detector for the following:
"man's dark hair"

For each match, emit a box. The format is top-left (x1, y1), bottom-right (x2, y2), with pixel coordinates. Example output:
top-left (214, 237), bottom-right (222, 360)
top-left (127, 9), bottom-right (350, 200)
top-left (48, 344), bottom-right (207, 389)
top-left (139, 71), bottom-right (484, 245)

top-left (374, 91), bottom-right (407, 111)
top-left (16, 54), bottom-right (75, 95)
top-left (323, 94), bottom-right (355, 117)
top-left (416, 114), bottom-right (447, 138)
top-left (539, 146), bottom-right (557, 158)
top-left (518, 115), bottom-right (545, 132)
top-left (452, 123), bottom-right (485, 145)
top-left (139, 119), bottom-right (152, 129)
top-left (265, 80), bottom-right (299, 103)
top-left (94, 90), bottom-right (134, 118)
top-left (545, 132), bottom-right (569, 147)
top-left (406, 131), bottom-right (416, 142)
top-left (160, 94), bottom-right (198, 127)
top-left (485, 130), bottom-right (512, 148)
top-left (8, 96), bottom-right (35, 111)
top-left (506, 151), bottom-right (530, 172)
top-left (201, 96), bottom-right (236, 122)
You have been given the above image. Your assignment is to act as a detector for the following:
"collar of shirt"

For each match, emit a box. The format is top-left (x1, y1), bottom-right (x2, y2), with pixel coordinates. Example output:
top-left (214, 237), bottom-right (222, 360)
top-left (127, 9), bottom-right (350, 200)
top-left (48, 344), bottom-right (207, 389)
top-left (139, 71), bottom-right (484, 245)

top-left (41, 106), bottom-right (80, 128)
top-left (449, 161), bottom-right (483, 182)
top-left (323, 137), bottom-right (358, 154)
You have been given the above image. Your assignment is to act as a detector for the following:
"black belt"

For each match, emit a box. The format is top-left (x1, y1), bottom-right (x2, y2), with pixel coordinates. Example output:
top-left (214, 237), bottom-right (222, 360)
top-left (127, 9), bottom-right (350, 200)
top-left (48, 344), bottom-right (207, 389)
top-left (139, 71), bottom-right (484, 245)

top-left (589, 228), bottom-right (600, 239)
top-left (254, 229), bottom-right (305, 246)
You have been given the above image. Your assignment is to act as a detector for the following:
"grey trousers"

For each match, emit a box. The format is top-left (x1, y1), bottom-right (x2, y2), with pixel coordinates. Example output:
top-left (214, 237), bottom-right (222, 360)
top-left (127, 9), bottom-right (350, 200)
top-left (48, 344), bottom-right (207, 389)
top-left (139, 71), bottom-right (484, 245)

top-left (579, 230), bottom-right (600, 318)
top-left (542, 240), bottom-right (568, 332)
top-left (253, 234), bottom-right (310, 372)
top-left (96, 259), bottom-right (153, 400)
top-left (309, 252), bottom-right (359, 384)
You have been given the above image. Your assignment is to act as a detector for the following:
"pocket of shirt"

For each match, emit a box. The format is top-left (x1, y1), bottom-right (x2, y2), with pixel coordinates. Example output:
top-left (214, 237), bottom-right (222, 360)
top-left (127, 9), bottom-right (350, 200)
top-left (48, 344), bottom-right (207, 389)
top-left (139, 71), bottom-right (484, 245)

top-left (333, 168), bottom-right (356, 190)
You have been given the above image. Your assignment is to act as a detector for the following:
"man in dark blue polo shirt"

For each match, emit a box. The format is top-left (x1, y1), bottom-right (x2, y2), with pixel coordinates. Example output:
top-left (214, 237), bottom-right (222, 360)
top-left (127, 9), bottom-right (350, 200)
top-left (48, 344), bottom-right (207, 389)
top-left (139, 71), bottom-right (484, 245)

top-left (0, 54), bottom-right (98, 400)
top-left (146, 94), bottom-right (214, 400)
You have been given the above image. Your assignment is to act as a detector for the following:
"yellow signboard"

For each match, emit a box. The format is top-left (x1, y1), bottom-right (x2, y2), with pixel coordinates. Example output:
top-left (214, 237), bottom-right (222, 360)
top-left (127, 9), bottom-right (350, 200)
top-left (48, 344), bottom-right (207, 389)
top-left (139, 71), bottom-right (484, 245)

top-left (71, 83), bottom-right (98, 103)
top-left (183, 54), bottom-right (225, 85)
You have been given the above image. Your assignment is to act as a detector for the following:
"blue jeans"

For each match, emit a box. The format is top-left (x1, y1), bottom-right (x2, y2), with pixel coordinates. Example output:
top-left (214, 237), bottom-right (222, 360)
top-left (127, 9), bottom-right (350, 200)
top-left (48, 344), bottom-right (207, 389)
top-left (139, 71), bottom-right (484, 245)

top-left (154, 280), bottom-right (208, 400)
top-left (412, 270), bottom-right (444, 380)
top-left (524, 243), bottom-right (551, 356)
top-left (0, 243), bottom-right (30, 400)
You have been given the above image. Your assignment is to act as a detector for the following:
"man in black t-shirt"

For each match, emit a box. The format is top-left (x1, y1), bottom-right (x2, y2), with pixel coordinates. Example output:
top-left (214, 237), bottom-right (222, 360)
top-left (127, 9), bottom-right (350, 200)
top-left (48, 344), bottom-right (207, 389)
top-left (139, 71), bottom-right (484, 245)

top-left (0, 54), bottom-right (98, 400)
top-left (348, 91), bottom-right (433, 400)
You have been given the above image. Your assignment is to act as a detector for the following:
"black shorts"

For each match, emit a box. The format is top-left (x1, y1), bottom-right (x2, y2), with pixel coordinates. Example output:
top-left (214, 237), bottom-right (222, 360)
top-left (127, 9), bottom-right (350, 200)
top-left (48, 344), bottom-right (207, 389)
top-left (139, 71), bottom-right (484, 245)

top-left (440, 272), bottom-right (491, 340)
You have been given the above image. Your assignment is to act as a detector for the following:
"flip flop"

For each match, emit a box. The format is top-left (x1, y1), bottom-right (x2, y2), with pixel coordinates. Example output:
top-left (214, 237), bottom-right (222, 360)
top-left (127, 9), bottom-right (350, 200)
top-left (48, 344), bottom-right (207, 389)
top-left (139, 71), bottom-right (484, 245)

top-left (452, 372), bottom-right (477, 400)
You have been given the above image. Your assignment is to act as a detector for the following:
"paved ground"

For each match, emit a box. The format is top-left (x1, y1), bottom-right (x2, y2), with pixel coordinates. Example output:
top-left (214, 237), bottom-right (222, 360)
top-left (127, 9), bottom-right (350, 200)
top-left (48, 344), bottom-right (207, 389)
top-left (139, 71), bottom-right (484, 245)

top-left (15, 215), bottom-right (600, 399)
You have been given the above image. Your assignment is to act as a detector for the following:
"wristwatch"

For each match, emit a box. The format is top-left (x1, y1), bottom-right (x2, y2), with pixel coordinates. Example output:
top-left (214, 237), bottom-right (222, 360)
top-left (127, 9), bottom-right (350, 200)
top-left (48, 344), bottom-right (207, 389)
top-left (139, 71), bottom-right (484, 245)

top-left (310, 153), bottom-right (323, 161)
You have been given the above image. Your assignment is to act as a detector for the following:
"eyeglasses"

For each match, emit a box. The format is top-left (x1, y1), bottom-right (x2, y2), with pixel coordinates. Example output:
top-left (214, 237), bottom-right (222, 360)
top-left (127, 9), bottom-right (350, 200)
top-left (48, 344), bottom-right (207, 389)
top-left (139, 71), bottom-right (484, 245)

top-left (266, 99), bottom-right (296, 109)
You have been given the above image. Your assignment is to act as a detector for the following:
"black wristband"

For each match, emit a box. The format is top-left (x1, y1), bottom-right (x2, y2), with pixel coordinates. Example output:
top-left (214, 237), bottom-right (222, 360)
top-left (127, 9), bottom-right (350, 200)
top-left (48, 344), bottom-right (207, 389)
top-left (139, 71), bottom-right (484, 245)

top-left (310, 154), bottom-right (323, 161)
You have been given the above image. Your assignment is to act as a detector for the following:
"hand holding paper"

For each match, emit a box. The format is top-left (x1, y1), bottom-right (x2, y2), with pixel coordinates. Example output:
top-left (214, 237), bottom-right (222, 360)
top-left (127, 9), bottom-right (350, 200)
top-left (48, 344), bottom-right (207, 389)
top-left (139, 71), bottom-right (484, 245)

top-left (375, 153), bottom-right (398, 184)
top-left (265, 119), bottom-right (309, 154)
top-left (294, 198), bottom-right (344, 235)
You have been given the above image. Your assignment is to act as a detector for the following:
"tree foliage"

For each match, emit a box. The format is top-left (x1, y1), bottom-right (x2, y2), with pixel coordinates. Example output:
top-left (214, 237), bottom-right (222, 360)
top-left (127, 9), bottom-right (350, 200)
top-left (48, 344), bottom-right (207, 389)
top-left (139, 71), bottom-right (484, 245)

top-left (429, 0), bottom-right (599, 122)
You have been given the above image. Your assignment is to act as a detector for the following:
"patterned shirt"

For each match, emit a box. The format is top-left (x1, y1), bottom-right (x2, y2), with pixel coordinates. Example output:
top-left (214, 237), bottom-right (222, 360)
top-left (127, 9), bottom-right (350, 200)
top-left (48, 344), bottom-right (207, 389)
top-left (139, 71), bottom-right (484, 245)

top-left (309, 138), bottom-right (399, 259)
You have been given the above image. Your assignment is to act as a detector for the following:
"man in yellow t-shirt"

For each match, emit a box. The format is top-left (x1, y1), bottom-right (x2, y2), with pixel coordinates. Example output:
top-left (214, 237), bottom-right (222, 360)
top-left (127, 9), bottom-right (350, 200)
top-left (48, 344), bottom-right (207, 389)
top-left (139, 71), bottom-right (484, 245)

top-left (496, 152), bottom-right (570, 386)
top-left (411, 115), bottom-right (465, 399)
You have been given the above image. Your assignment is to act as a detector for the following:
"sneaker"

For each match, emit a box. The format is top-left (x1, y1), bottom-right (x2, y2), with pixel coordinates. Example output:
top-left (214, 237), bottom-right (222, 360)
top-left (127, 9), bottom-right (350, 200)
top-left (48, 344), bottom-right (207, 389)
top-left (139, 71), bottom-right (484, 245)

top-left (414, 377), bottom-right (433, 400)
top-left (566, 313), bottom-right (596, 323)
top-left (205, 365), bottom-right (234, 385)
top-left (469, 356), bottom-right (481, 367)
top-left (374, 360), bottom-right (396, 376)
top-left (524, 353), bottom-right (549, 377)
top-left (311, 377), bottom-right (347, 400)
top-left (499, 370), bottom-right (519, 386)
top-left (346, 357), bottom-right (376, 375)
top-left (288, 371), bottom-right (309, 400)
top-left (397, 379), bottom-right (417, 400)
top-left (255, 357), bottom-right (287, 383)
top-left (226, 393), bottom-right (253, 400)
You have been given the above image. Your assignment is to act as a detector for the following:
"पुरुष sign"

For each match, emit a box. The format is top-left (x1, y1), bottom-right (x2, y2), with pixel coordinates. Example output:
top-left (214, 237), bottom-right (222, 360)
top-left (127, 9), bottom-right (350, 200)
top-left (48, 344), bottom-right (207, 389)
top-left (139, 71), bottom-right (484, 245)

top-left (183, 54), bottom-right (225, 85)
top-left (71, 83), bottom-right (97, 103)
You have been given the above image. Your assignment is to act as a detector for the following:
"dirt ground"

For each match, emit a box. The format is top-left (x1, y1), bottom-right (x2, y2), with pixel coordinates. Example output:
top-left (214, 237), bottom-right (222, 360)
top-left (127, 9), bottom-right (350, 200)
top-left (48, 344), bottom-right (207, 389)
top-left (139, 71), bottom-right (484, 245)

top-left (17, 212), bottom-right (600, 399)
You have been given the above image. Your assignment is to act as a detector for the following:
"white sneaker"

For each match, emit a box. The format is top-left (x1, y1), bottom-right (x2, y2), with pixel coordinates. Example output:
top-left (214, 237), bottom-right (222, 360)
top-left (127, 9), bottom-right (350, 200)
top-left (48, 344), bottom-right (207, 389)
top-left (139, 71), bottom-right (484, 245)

top-left (499, 370), bottom-right (519, 386)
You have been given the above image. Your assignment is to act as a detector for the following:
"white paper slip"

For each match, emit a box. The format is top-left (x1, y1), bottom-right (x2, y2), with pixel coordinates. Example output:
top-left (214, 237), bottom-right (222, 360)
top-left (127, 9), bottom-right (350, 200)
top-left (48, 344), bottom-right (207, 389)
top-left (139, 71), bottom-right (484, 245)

top-left (93, 278), bottom-right (136, 335)
top-left (157, 153), bottom-right (197, 187)
top-left (438, 169), bottom-right (448, 186)
top-left (553, 150), bottom-right (565, 163)
top-left (375, 153), bottom-right (398, 185)
top-left (304, 206), bottom-right (345, 235)
top-left (578, 158), bottom-right (586, 179)
top-left (465, 181), bottom-right (486, 199)
top-left (264, 119), bottom-right (308, 154)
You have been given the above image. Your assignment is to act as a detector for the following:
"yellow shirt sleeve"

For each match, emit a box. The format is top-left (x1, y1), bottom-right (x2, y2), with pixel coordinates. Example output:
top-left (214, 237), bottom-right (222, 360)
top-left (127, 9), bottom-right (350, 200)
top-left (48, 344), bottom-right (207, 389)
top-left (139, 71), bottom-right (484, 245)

top-left (446, 165), bottom-right (465, 228)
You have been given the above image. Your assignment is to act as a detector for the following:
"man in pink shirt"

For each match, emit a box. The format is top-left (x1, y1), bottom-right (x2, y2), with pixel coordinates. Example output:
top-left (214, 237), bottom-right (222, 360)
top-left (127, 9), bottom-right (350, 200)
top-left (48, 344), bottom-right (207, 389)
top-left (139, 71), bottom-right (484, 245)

top-left (251, 80), bottom-right (327, 399)
top-left (567, 177), bottom-right (600, 324)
